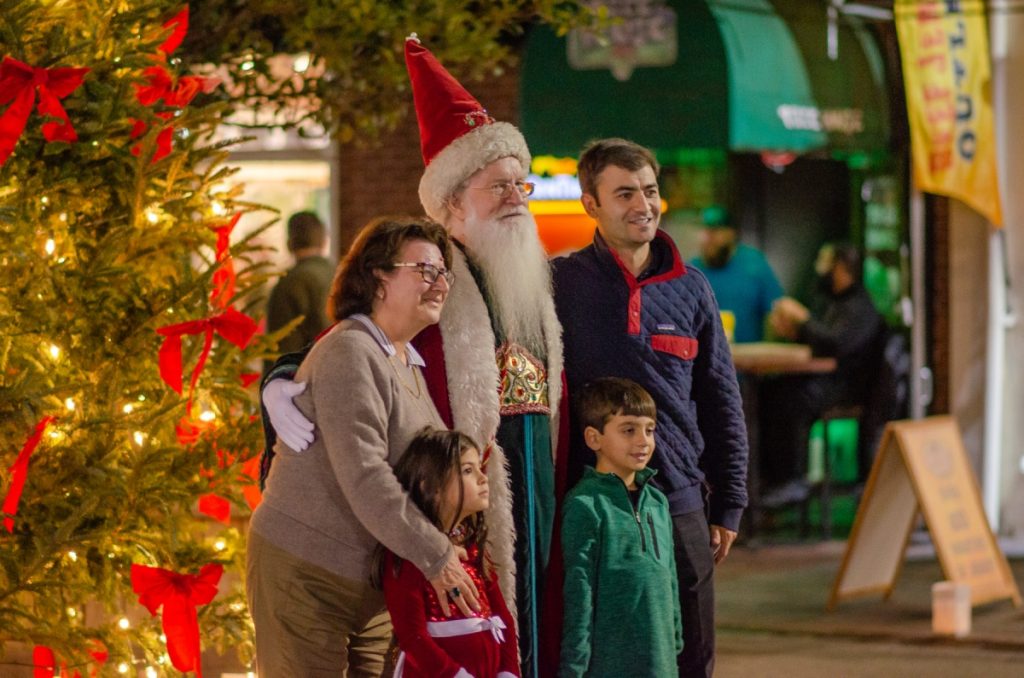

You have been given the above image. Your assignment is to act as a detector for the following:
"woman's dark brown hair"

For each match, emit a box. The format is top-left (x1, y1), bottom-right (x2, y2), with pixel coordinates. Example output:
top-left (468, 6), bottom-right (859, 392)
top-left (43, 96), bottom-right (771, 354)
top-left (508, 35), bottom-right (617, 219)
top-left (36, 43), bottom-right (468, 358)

top-left (371, 427), bottom-right (487, 589)
top-left (328, 215), bottom-right (452, 322)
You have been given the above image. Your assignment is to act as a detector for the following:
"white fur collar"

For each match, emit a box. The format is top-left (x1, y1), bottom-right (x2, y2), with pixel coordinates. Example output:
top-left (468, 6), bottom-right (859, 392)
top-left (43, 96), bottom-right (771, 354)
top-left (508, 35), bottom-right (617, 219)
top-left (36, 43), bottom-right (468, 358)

top-left (437, 246), bottom-right (564, 612)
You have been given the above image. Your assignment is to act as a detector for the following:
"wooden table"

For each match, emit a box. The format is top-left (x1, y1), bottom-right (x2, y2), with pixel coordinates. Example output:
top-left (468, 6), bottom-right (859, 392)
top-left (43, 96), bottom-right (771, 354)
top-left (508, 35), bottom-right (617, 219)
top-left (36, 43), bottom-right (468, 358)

top-left (731, 343), bottom-right (837, 538)
top-left (731, 342), bottom-right (837, 376)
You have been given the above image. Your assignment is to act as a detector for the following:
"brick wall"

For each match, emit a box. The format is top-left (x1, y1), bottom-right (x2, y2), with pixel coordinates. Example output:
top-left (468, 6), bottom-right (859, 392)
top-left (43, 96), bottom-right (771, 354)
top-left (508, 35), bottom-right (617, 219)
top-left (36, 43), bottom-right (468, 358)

top-left (334, 61), bottom-right (522, 255)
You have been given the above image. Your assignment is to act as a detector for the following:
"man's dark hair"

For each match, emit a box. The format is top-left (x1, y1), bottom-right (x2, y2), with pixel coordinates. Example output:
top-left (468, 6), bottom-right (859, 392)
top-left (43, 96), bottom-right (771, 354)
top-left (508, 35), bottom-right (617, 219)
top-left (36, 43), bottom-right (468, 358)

top-left (287, 211), bottom-right (326, 251)
top-left (577, 138), bottom-right (660, 202)
top-left (577, 377), bottom-right (657, 432)
top-left (829, 242), bottom-right (863, 281)
top-left (328, 215), bottom-right (451, 321)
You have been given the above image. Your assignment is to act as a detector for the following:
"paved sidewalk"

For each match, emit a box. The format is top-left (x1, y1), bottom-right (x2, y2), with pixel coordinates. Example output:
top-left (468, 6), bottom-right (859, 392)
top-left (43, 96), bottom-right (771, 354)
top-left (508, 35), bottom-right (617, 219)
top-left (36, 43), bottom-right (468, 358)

top-left (716, 538), bottom-right (1024, 651)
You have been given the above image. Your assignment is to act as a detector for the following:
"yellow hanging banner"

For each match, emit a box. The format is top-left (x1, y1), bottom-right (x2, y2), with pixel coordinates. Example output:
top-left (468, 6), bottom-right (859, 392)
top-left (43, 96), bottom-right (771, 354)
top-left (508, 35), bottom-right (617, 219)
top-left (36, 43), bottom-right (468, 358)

top-left (895, 0), bottom-right (1002, 226)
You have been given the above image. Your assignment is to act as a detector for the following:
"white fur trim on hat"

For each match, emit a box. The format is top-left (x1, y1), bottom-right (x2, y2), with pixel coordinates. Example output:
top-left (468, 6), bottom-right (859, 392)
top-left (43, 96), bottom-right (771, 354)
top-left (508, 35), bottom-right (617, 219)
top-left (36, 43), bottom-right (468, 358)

top-left (418, 121), bottom-right (531, 223)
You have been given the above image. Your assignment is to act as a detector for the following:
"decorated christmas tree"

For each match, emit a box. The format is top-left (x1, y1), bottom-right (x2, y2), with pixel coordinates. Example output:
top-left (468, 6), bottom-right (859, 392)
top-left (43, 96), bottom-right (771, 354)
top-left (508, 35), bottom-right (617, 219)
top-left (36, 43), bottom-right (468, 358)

top-left (0, 2), bottom-right (276, 674)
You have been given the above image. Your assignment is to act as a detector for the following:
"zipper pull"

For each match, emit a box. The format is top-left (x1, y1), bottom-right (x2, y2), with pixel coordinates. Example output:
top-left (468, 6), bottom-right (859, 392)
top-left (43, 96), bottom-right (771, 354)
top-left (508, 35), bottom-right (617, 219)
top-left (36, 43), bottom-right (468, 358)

top-left (635, 511), bottom-right (647, 552)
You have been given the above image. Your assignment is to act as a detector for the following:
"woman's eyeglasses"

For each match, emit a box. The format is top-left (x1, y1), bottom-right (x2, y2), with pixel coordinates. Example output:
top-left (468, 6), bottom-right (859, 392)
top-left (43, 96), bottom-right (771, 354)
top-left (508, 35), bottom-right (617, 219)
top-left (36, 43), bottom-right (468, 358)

top-left (390, 262), bottom-right (454, 285)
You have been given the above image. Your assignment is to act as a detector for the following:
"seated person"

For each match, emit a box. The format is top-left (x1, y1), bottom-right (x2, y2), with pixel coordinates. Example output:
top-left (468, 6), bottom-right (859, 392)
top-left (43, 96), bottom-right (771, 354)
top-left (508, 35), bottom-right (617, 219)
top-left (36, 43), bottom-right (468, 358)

top-left (760, 242), bottom-right (885, 505)
top-left (690, 205), bottom-right (783, 343)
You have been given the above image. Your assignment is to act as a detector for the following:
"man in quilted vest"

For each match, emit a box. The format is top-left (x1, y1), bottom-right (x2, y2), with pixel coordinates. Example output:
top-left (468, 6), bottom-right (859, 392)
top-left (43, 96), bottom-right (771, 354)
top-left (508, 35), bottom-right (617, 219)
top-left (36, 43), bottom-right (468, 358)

top-left (552, 138), bottom-right (749, 678)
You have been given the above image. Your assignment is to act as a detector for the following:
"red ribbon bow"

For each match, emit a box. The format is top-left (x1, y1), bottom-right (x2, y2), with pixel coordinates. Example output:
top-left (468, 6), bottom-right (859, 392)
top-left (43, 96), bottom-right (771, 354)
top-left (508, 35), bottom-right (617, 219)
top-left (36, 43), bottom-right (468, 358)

top-left (156, 307), bottom-right (258, 404)
top-left (130, 563), bottom-right (223, 677)
top-left (3, 415), bottom-right (56, 532)
top-left (130, 7), bottom-right (218, 163)
top-left (210, 214), bottom-right (241, 310)
top-left (135, 65), bottom-right (209, 108)
top-left (158, 7), bottom-right (190, 55)
top-left (129, 111), bottom-right (175, 162)
top-left (0, 57), bottom-right (89, 166)
top-left (32, 641), bottom-right (107, 678)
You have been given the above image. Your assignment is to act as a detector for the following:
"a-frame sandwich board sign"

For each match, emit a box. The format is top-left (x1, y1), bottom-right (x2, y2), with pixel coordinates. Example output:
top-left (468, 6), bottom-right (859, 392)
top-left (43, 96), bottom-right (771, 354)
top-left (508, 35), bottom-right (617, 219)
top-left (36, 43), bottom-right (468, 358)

top-left (828, 416), bottom-right (1021, 610)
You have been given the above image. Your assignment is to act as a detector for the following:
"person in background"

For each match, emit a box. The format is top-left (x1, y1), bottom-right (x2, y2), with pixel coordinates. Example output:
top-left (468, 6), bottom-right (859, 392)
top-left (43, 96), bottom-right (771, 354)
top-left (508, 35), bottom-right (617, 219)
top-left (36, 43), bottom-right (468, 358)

top-left (379, 427), bottom-right (519, 678)
top-left (265, 210), bottom-right (333, 357)
top-left (552, 138), bottom-right (748, 678)
top-left (559, 378), bottom-right (682, 677)
top-left (689, 205), bottom-right (783, 343)
top-left (761, 242), bottom-right (885, 505)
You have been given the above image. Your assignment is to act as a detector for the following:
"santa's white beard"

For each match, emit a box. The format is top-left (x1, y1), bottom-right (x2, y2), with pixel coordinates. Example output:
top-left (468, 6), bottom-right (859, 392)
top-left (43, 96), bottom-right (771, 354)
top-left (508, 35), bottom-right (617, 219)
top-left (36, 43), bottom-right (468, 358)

top-left (460, 208), bottom-right (552, 355)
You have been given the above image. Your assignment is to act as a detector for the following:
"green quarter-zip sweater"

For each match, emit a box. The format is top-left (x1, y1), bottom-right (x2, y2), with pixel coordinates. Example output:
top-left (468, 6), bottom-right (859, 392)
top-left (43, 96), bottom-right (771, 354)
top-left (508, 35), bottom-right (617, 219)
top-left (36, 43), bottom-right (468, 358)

top-left (559, 466), bottom-right (683, 677)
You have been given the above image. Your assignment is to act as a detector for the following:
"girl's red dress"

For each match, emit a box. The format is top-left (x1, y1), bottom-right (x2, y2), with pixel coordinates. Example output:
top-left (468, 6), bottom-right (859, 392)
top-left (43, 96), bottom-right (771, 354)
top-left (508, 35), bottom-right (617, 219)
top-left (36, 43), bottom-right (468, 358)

top-left (383, 544), bottom-right (520, 678)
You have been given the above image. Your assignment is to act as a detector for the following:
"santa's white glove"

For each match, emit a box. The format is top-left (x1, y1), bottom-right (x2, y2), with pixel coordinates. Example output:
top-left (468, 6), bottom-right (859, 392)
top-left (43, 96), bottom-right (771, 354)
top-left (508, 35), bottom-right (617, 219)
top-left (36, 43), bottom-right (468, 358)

top-left (264, 379), bottom-right (314, 451)
top-left (454, 669), bottom-right (475, 678)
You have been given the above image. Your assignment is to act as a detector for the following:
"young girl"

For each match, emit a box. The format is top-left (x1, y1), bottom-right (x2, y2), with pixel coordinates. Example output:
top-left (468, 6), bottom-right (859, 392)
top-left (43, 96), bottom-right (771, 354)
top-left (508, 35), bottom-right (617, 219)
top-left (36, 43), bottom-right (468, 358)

top-left (378, 427), bottom-right (519, 678)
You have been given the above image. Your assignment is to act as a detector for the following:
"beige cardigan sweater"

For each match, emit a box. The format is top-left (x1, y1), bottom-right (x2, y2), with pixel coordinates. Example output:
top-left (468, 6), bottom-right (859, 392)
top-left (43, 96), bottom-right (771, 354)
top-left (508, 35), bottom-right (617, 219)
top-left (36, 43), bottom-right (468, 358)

top-left (251, 320), bottom-right (452, 581)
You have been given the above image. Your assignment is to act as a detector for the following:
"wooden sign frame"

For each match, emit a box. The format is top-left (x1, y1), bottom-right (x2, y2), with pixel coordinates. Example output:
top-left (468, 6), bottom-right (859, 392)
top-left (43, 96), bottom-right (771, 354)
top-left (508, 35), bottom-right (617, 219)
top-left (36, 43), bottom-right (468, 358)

top-left (828, 416), bottom-right (1021, 610)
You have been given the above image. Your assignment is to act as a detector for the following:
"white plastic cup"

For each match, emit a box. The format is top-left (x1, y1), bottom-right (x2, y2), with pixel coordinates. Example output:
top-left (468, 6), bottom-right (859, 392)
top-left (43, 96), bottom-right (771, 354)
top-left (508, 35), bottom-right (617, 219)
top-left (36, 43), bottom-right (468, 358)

top-left (931, 581), bottom-right (971, 637)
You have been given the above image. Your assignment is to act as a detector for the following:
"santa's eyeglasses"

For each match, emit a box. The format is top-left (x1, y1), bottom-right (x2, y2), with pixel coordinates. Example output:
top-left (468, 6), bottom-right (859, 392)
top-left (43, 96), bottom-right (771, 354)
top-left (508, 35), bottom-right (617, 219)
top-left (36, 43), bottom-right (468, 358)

top-left (390, 262), bottom-right (454, 285)
top-left (466, 180), bottom-right (536, 200)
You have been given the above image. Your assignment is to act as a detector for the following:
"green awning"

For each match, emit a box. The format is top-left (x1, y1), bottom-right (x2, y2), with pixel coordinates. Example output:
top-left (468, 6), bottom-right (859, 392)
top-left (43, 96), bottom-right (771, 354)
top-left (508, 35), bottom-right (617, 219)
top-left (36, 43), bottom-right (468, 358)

top-left (520, 0), bottom-right (890, 159)
top-left (770, 0), bottom-right (891, 152)
top-left (709, 0), bottom-right (825, 152)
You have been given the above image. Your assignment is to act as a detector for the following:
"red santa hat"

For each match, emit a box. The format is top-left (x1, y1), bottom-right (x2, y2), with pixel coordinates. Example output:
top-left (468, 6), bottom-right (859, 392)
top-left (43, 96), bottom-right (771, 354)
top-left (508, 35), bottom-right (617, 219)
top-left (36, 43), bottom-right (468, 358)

top-left (405, 34), bottom-right (531, 223)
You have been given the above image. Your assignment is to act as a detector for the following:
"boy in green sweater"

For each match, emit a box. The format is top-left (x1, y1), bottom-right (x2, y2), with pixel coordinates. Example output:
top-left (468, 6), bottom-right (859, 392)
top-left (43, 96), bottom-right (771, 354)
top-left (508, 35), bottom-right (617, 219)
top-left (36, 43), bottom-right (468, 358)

top-left (559, 377), bottom-right (683, 677)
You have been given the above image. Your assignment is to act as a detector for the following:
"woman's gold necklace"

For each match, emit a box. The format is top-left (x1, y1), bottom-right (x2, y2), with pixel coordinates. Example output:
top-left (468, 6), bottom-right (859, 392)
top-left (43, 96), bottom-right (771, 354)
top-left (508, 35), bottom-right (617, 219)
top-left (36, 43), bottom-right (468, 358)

top-left (389, 354), bottom-right (423, 400)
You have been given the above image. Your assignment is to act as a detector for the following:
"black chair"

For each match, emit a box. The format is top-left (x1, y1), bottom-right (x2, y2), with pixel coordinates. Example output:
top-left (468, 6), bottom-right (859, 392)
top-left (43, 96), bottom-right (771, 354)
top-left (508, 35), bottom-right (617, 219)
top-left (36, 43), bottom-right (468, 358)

top-left (812, 331), bottom-right (910, 538)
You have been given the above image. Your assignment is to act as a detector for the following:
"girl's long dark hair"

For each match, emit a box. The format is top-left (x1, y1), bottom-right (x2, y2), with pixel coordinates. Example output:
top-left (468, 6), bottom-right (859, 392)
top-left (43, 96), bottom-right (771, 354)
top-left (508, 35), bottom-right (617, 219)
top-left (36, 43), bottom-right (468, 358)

top-left (371, 427), bottom-right (488, 589)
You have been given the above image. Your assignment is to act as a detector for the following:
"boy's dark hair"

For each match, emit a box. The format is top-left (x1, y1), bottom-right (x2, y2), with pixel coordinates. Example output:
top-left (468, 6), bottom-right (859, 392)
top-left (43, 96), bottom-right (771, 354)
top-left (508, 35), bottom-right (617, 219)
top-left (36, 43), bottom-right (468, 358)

top-left (577, 377), bottom-right (657, 432)
top-left (577, 138), bottom-right (660, 203)
top-left (371, 427), bottom-right (487, 588)
top-left (287, 210), bottom-right (326, 251)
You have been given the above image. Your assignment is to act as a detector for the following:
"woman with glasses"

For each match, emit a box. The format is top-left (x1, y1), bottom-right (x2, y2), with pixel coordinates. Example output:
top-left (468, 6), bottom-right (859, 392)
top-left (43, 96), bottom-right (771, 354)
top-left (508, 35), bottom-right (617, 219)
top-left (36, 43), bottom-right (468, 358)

top-left (247, 215), bottom-right (478, 676)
